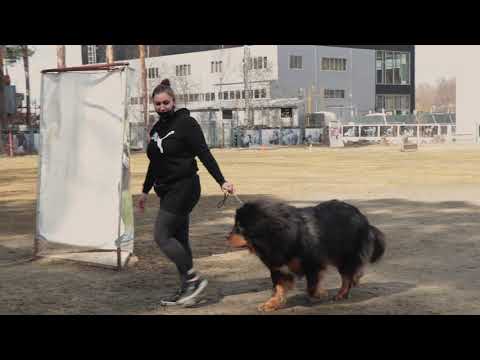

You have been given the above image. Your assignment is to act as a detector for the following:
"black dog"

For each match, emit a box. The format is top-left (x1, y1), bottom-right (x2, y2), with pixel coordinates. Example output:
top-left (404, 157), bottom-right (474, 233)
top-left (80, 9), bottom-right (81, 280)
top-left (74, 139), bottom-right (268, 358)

top-left (227, 199), bottom-right (386, 312)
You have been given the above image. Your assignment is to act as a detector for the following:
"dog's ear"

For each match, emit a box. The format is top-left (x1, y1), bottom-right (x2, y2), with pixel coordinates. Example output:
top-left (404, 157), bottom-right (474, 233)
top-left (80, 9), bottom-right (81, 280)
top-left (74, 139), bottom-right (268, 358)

top-left (236, 202), bottom-right (255, 217)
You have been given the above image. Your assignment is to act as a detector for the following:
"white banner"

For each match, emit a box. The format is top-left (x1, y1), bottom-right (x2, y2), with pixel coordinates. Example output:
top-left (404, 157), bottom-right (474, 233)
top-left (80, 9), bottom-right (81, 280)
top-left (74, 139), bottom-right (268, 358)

top-left (37, 69), bottom-right (134, 251)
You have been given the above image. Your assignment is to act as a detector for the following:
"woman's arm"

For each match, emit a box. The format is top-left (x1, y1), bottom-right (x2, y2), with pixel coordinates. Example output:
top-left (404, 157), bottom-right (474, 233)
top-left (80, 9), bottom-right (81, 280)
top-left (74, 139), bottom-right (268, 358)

top-left (142, 161), bottom-right (155, 195)
top-left (185, 117), bottom-right (226, 187)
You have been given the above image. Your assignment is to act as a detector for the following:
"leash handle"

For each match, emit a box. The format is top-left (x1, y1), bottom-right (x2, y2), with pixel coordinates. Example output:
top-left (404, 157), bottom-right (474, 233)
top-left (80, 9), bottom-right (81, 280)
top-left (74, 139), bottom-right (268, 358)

top-left (217, 192), bottom-right (244, 208)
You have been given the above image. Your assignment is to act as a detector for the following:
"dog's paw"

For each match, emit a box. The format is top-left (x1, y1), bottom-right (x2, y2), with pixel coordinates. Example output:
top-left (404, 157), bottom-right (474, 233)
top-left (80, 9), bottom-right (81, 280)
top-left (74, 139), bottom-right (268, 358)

top-left (309, 289), bottom-right (329, 303)
top-left (333, 292), bottom-right (350, 301)
top-left (313, 288), bottom-right (329, 299)
top-left (258, 298), bottom-right (284, 312)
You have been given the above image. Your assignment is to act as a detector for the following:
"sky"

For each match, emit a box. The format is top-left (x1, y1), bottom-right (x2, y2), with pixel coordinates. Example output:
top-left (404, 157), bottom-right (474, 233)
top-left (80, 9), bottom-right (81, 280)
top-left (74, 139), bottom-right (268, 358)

top-left (4, 45), bottom-right (463, 104)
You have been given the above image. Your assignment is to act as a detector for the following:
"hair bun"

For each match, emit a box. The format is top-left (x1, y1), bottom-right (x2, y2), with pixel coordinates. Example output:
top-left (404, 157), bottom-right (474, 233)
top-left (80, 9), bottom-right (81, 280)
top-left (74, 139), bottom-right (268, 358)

top-left (160, 79), bottom-right (171, 87)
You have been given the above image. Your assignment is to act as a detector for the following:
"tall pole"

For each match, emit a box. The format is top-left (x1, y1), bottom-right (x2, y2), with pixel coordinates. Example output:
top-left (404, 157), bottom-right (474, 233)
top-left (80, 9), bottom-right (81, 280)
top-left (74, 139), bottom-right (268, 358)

top-left (138, 45), bottom-right (148, 148)
top-left (57, 45), bottom-right (66, 68)
top-left (0, 45), bottom-right (5, 154)
top-left (22, 45), bottom-right (31, 127)
top-left (106, 45), bottom-right (114, 64)
top-left (243, 46), bottom-right (251, 128)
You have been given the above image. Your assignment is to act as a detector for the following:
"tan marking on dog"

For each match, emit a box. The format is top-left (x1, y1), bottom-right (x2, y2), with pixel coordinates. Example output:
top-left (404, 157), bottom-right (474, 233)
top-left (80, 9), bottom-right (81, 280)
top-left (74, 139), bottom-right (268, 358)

top-left (310, 269), bottom-right (329, 299)
top-left (352, 267), bottom-right (365, 287)
top-left (334, 275), bottom-right (353, 301)
top-left (228, 233), bottom-right (247, 248)
top-left (258, 278), bottom-right (294, 312)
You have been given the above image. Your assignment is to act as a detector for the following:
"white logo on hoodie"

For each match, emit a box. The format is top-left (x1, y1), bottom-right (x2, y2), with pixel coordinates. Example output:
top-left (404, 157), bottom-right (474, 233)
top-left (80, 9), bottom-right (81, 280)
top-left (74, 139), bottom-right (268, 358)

top-left (152, 131), bottom-right (175, 154)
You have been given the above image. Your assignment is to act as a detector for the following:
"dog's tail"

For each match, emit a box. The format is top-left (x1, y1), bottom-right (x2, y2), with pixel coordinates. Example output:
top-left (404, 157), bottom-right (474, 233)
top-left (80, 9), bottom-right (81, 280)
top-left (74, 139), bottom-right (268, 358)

top-left (368, 225), bottom-right (386, 263)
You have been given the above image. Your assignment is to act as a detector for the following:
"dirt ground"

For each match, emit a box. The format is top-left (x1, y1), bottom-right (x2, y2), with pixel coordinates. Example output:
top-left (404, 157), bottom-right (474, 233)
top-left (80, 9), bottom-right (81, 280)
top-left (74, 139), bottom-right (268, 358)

top-left (1, 143), bottom-right (480, 315)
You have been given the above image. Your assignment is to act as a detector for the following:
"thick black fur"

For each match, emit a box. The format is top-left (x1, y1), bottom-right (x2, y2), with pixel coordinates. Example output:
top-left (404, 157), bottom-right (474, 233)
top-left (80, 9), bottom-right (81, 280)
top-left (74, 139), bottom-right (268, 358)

top-left (231, 199), bottom-right (386, 300)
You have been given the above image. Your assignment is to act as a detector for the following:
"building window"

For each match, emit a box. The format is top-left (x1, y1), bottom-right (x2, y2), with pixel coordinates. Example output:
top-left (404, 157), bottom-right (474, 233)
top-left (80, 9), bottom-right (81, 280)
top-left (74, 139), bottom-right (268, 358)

top-left (253, 57), bottom-right (258, 69)
top-left (289, 55), bottom-right (303, 69)
top-left (324, 89), bottom-right (345, 99)
top-left (264, 57), bottom-right (268, 69)
top-left (321, 57), bottom-right (347, 71)
top-left (223, 91), bottom-right (228, 100)
top-left (235, 90), bottom-right (241, 99)
top-left (218, 92), bottom-right (223, 100)
top-left (206, 93), bottom-right (211, 101)
top-left (176, 64), bottom-right (191, 76)
top-left (261, 89), bottom-right (267, 98)
top-left (212, 61), bottom-right (223, 73)
top-left (376, 51), bottom-right (410, 85)
top-left (281, 108), bottom-right (293, 118)
top-left (229, 91), bottom-right (235, 100)
top-left (222, 109), bottom-right (233, 119)
top-left (211, 93), bottom-right (215, 101)
top-left (385, 51), bottom-right (394, 85)
top-left (378, 94), bottom-right (411, 114)
top-left (400, 53), bottom-right (410, 85)
top-left (376, 51), bottom-right (384, 84)
top-left (393, 53), bottom-right (401, 85)
top-left (376, 95), bottom-right (385, 112)
top-left (254, 89), bottom-right (260, 99)
top-left (87, 45), bottom-right (97, 64)
top-left (401, 95), bottom-right (410, 112)
top-left (148, 67), bottom-right (159, 79)
top-left (242, 90), bottom-right (245, 99)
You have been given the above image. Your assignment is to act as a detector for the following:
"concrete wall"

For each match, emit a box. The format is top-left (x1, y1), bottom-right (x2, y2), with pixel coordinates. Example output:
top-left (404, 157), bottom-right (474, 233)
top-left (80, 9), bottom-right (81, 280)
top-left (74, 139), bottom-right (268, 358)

top-left (456, 46), bottom-right (480, 143)
top-left (274, 45), bottom-right (375, 114)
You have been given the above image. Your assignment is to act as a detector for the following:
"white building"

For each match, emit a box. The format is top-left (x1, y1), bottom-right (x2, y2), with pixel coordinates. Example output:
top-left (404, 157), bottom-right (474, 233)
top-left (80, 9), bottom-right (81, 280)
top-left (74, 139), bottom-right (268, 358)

top-left (122, 45), bottom-right (406, 130)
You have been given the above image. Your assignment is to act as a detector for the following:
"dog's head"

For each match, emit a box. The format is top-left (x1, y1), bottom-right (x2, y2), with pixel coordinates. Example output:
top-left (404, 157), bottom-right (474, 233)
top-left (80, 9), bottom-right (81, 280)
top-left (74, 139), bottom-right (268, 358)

top-left (227, 200), bottom-right (288, 253)
top-left (227, 202), bottom-right (256, 252)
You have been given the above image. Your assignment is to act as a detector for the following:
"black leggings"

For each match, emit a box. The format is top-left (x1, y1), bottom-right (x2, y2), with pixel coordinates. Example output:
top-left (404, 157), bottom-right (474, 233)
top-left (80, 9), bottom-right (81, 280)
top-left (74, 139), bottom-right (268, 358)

top-left (154, 208), bottom-right (193, 276)
top-left (153, 175), bottom-right (201, 278)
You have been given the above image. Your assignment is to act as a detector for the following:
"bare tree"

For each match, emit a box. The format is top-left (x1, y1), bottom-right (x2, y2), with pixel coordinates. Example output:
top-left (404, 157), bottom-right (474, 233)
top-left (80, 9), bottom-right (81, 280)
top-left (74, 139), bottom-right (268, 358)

top-left (172, 69), bottom-right (200, 108)
top-left (434, 77), bottom-right (455, 112)
top-left (416, 82), bottom-right (436, 112)
top-left (239, 47), bottom-right (274, 128)
top-left (416, 77), bottom-right (456, 113)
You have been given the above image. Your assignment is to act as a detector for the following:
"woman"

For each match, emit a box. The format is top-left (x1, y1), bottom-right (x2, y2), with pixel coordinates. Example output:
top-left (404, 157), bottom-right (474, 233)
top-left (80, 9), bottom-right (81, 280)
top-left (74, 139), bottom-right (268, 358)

top-left (137, 79), bottom-right (234, 306)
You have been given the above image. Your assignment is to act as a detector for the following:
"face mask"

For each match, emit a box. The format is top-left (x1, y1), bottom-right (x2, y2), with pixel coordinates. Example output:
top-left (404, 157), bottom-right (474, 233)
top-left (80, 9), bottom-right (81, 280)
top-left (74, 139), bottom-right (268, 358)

top-left (158, 109), bottom-right (175, 121)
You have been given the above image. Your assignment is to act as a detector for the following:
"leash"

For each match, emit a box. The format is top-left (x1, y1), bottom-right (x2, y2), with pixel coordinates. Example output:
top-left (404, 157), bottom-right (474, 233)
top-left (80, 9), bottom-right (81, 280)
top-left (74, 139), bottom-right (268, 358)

top-left (217, 192), bottom-right (244, 208)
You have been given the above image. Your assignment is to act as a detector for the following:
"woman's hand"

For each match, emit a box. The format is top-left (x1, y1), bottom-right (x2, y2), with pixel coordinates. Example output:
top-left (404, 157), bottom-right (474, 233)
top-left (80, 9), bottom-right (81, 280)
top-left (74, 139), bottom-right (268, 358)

top-left (137, 193), bottom-right (148, 214)
top-left (221, 181), bottom-right (235, 195)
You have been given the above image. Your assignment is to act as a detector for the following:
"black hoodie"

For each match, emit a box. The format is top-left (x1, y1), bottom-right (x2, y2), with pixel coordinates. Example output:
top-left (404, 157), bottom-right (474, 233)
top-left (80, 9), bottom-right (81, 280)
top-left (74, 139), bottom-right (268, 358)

top-left (142, 108), bottom-right (226, 194)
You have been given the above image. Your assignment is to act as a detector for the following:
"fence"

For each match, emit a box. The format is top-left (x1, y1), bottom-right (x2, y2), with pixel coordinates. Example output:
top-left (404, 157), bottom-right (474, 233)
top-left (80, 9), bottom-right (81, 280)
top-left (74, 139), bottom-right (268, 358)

top-left (1, 130), bottom-right (39, 156)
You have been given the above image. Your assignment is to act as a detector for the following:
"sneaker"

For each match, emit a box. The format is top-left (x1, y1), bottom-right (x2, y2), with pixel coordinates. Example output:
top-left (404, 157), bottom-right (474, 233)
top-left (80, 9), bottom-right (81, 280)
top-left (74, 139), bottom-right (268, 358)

top-left (160, 285), bottom-right (186, 306)
top-left (175, 278), bottom-right (208, 306)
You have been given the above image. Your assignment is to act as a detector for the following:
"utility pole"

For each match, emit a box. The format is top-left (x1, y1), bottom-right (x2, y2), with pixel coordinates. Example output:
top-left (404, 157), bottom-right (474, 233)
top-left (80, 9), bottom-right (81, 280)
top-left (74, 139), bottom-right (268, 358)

top-left (106, 45), bottom-right (114, 64)
top-left (0, 45), bottom-right (5, 154)
top-left (57, 45), bottom-right (66, 68)
top-left (243, 45), bottom-right (251, 128)
top-left (138, 45), bottom-right (148, 148)
top-left (22, 45), bottom-right (31, 127)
